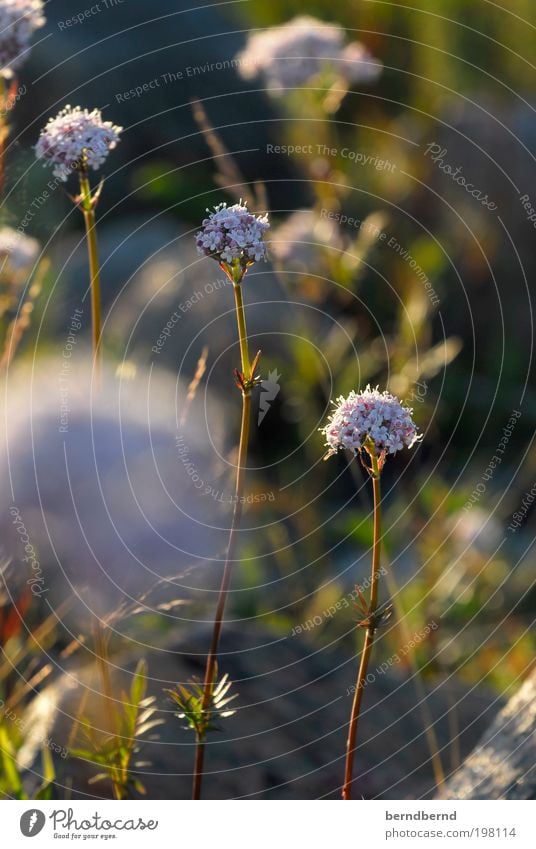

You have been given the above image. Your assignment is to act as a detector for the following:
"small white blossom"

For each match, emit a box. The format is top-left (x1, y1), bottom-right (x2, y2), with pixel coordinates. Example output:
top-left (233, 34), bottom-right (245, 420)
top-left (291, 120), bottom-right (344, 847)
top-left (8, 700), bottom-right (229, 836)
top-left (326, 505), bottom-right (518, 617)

top-left (35, 105), bottom-right (122, 181)
top-left (322, 385), bottom-right (421, 458)
top-left (0, 226), bottom-right (39, 273)
top-left (236, 16), bottom-right (382, 92)
top-left (196, 201), bottom-right (269, 278)
top-left (0, 0), bottom-right (45, 78)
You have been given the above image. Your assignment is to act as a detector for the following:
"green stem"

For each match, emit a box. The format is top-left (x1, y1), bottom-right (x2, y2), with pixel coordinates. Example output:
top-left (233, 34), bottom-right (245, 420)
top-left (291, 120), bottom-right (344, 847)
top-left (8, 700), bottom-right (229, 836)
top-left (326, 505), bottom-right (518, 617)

top-left (232, 281), bottom-right (251, 381)
top-left (192, 278), bottom-right (252, 800)
top-left (342, 452), bottom-right (382, 801)
top-left (79, 172), bottom-right (102, 382)
top-left (80, 172), bottom-right (115, 790)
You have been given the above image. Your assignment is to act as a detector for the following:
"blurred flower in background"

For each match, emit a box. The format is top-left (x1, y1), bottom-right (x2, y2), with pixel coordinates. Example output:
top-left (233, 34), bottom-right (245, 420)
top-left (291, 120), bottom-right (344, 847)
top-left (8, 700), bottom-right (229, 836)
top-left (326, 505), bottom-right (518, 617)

top-left (0, 358), bottom-right (230, 623)
top-left (236, 15), bottom-right (382, 94)
top-left (0, 227), bottom-right (42, 366)
top-left (0, 225), bottom-right (39, 276)
top-left (270, 208), bottom-right (345, 272)
top-left (0, 0), bottom-right (45, 78)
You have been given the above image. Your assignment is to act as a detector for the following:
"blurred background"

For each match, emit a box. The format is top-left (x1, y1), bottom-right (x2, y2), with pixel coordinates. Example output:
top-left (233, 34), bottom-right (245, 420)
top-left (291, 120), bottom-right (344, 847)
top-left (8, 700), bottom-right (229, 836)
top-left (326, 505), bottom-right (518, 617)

top-left (0, 0), bottom-right (535, 800)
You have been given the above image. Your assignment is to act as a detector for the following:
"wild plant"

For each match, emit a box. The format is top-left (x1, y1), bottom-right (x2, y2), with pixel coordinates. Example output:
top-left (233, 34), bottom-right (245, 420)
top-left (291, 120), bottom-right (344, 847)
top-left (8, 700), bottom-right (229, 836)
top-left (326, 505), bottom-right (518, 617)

top-left (321, 386), bottom-right (421, 799)
top-left (169, 200), bottom-right (269, 799)
top-left (71, 659), bottom-right (162, 800)
top-left (35, 105), bottom-right (122, 380)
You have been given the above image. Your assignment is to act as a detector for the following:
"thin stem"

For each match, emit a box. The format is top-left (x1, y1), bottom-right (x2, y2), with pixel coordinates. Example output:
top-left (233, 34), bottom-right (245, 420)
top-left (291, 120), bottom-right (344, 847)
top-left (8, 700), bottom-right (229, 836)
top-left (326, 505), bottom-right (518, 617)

top-left (79, 172), bottom-right (102, 383)
top-left (192, 278), bottom-right (252, 800)
top-left (91, 618), bottom-right (122, 799)
top-left (233, 281), bottom-right (251, 380)
top-left (0, 77), bottom-right (8, 200)
top-left (80, 171), bottom-right (116, 792)
top-left (342, 453), bottom-right (382, 801)
top-left (346, 460), bottom-right (445, 790)
top-left (91, 621), bottom-right (113, 709)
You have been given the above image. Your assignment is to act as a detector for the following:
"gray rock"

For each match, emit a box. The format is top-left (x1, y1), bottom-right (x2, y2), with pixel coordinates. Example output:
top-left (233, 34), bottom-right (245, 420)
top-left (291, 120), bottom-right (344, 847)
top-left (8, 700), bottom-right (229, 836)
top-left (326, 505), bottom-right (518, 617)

top-left (444, 669), bottom-right (536, 799)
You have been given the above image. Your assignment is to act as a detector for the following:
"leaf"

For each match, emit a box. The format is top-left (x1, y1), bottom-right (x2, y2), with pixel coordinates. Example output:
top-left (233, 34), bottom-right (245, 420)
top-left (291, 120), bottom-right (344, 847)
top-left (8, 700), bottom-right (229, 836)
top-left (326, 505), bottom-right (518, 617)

top-left (131, 660), bottom-right (148, 707)
top-left (131, 778), bottom-right (147, 795)
top-left (165, 672), bottom-right (238, 736)
top-left (35, 783), bottom-right (53, 800)
top-left (35, 745), bottom-right (56, 799)
top-left (137, 707), bottom-right (157, 727)
top-left (136, 719), bottom-right (165, 737)
top-left (41, 746), bottom-right (55, 783)
top-left (69, 748), bottom-right (93, 761)
top-left (87, 773), bottom-right (108, 785)
top-left (0, 725), bottom-right (24, 796)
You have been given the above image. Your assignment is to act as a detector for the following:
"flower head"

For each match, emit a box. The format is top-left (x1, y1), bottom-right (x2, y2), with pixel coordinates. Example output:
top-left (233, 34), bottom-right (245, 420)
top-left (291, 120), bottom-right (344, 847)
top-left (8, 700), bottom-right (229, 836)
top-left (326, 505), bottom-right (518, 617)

top-left (0, 0), bottom-right (45, 78)
top-left (322, 385), bottom-right (421, 460)
top-left (236, 16), bottom-right (382, 92)
top-left (196, 201), bottom-right (269, 281)
top-left (0, 226), bottom-right (40, 274)
top-left (35, 105), bottom-right (122, 181)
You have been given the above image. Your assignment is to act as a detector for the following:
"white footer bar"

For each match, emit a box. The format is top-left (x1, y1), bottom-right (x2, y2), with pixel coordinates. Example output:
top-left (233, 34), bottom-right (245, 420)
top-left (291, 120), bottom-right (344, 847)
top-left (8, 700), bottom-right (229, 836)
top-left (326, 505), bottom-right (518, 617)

top-left (2, 799), bottom-right (533, 848)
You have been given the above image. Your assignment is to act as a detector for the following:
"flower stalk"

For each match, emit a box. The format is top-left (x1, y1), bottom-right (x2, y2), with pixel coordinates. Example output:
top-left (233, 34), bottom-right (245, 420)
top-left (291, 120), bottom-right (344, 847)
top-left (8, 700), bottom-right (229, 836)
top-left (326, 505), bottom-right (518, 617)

top-left (185, 199), bottom-right (268, 798)
top-left (78, 170), bottom-right (103, 381)
top-left (0, 77), bottom-right (8, 198)
top-left (79, 170), bottom-right (113, 743)
top-left (343, 447), bottom-right (382, 801)
top-left (192, 269), bottom-right (256, 800)
top-left (232, 275), bottom-right (251, 381)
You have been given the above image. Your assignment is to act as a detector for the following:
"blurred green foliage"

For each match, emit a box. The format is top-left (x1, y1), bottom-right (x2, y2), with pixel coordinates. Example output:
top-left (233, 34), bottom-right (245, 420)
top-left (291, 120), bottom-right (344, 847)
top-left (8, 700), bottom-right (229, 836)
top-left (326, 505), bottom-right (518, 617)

top-left (205, 0), bottom-right (536, 699)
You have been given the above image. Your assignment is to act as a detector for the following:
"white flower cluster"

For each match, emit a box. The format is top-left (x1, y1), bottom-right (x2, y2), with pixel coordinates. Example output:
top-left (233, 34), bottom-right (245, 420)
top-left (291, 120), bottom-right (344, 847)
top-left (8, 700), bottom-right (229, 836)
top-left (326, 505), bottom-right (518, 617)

top-left (0, 0), bottom-right (45, 78)
top-left (322, 385), bottom-right (421, 457)
top-left (236, 16), bottom-right (382, 92)
top-left (196, 201), bottom-right (270, 272)
top-left (35, 105), bottom-right (122, 181)
top-left (0, 225), bottom-right (40, 272)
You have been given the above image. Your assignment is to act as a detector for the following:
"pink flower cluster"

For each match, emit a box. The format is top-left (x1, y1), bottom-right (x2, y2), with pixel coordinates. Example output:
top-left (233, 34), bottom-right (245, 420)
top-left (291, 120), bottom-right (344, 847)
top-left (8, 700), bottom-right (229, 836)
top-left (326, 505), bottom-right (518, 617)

top-left (196, 202), bottom-right (270, 274)
top-left (0, 0), bottom-right (45, 78)
top-left (35, 105), bottom-right (122, 181)
top-left (322, 385), bottom-right (421, 457)
top-left (236, 16), bottom-right (382, 92)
